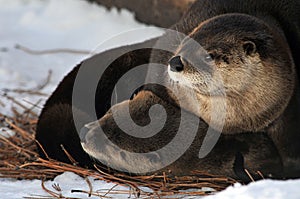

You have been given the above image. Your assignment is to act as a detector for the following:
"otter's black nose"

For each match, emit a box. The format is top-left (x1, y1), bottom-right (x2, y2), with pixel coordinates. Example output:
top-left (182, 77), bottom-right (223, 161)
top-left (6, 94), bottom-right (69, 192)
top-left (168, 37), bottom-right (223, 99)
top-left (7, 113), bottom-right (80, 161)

top-left (169, 56), bottom-right (184, 72)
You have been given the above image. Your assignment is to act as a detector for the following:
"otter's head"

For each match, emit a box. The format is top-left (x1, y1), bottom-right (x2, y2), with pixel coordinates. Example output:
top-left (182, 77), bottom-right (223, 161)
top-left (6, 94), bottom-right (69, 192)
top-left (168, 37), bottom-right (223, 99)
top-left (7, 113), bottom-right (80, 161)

top-left (168, 14), bottom-right (295, 133)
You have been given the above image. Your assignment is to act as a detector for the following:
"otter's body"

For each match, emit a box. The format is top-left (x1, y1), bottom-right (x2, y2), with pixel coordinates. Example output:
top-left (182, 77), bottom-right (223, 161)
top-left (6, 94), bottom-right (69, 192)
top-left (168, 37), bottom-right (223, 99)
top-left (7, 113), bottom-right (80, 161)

top-left (36, 0), bottom-right (300, 181)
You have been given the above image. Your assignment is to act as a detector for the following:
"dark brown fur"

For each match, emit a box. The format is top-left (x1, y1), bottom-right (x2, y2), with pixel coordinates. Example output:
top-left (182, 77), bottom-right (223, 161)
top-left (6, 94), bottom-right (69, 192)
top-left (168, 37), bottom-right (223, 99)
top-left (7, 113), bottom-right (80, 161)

top-left (81, 90), bottom-right (283, 180)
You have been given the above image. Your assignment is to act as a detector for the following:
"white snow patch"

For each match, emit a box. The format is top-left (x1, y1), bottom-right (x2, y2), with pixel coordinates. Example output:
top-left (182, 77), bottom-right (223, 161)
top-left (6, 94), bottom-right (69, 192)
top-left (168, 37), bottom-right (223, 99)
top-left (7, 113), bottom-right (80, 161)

top-left (0, 127), bottom-right (16, 138)
top-left (205, 179), bottom-right (300, 199)
top-left (0, 172), bottom-right (131, 199)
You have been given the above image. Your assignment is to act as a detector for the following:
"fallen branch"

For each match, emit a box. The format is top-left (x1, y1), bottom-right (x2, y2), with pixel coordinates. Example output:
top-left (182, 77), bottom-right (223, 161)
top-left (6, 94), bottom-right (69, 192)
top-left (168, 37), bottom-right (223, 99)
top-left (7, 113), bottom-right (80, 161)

top-left (15, 44), bottom-right (91, 55)
top-left (2, 70), bottom-right (52, 96)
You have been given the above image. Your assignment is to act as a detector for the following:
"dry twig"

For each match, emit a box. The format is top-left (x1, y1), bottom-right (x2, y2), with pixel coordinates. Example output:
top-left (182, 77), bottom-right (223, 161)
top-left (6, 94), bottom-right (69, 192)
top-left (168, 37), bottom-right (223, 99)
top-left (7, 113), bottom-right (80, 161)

top-left (15, 44), bottom-right (91, 55)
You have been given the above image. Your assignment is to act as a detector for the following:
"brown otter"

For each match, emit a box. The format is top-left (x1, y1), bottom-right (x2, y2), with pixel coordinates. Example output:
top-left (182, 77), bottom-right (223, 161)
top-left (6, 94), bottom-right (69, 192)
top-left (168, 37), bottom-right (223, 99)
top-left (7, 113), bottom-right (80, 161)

top-left (36, 0), bottom-right (300, 181)
top-left (80, 89), bottom-right (283, 180)
top-left (166, 13), bottom-right (296, 133)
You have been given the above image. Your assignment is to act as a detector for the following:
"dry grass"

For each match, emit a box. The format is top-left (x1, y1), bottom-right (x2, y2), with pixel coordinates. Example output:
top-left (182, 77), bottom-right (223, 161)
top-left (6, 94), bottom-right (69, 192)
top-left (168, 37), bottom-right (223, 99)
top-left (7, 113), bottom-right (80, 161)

top-left (0, 95), bottom-right (237, 198)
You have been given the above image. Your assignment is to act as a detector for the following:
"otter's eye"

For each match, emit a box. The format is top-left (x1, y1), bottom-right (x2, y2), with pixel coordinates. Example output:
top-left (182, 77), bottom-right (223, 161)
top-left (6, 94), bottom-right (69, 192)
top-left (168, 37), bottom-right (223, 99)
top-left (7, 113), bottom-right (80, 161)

top-left (130, 86), bottom-right (143, 100)
top-left (204, 53), bottom-right (215, 62)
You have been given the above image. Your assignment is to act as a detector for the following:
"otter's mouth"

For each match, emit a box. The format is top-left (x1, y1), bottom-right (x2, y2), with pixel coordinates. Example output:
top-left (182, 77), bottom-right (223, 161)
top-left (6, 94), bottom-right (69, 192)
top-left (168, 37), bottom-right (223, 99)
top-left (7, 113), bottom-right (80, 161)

top-left (167, 70), bottom-right (197, 86)
top-left (167, 67), bottom-right (184, 83)
top-left (168, 68), bottom-right (225, 97)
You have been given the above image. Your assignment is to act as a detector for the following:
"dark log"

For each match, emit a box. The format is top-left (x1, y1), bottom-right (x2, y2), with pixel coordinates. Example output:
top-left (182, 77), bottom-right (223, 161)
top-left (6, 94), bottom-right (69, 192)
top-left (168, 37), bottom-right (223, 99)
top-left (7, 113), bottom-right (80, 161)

top-left (87, 0), bottom-right (195, 27)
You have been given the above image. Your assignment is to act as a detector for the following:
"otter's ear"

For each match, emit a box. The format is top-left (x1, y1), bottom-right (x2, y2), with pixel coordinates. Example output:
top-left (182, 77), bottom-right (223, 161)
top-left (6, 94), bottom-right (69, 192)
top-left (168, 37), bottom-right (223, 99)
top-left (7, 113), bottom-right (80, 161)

top-left (243, 41), bottom-right (256, 56)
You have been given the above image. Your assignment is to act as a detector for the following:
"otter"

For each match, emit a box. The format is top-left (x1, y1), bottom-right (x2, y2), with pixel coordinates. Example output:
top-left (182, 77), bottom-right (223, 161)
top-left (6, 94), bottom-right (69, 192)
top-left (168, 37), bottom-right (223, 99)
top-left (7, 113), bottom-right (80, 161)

top-left (166, 13), bottom-right (296, 133)
top-left (80, 89), bottom-right (283, 180)
top-left (36, 0), bottom-right (300, 181)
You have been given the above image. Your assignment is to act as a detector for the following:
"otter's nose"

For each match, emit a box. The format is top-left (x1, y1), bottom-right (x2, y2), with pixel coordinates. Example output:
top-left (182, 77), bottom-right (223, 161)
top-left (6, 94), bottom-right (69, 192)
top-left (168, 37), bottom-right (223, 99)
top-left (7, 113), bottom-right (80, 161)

top-left (168, 56), bottom-right (184, 72)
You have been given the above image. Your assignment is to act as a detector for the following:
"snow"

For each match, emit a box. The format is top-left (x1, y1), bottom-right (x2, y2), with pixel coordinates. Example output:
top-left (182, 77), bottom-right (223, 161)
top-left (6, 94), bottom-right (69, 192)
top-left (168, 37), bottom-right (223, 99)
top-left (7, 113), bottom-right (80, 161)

top-left (204, 180), bottom-right (300, 199)
top-left (0, 0), bottom-right (300, 198)
top-left (0, 172), bottom-right (131, 199)
top-left (0, 0), bottom-right (162, 116)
